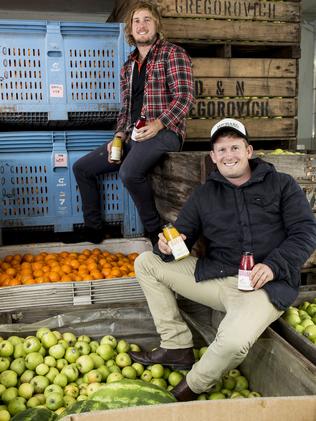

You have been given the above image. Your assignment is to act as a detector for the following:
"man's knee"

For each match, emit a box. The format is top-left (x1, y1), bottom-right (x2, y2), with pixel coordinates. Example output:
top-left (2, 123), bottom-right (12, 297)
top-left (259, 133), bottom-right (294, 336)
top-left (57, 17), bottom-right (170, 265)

top-left (134, 251), bottom-right (156, 274)
top-left (216, 331), bottom-right (252, 360)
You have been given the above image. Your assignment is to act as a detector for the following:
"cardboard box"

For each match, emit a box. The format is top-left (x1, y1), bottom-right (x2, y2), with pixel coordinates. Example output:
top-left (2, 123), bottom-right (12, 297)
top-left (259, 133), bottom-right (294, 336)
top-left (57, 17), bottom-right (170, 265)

top-left (61, 396), bottom-right (316, 421)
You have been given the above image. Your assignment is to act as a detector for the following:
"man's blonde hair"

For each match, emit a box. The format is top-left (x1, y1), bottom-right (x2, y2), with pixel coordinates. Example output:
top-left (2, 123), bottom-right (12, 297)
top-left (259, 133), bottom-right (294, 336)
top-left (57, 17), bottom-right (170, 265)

top-left (124, 1), bottom-right (165, 46)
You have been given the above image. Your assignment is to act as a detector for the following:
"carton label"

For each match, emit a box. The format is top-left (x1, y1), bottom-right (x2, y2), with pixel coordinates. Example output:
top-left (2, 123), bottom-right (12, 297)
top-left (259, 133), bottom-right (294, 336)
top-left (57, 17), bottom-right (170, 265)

top-left (168, 237), bottom-right (190, 261)
top-left (238, 269), bottom-right (254, 291)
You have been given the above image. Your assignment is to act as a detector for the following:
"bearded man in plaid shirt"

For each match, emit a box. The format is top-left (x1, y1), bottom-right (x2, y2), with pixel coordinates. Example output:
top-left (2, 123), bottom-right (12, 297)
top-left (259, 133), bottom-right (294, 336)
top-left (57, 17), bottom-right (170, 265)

top-left (71, 1), bottom-right (194, 245)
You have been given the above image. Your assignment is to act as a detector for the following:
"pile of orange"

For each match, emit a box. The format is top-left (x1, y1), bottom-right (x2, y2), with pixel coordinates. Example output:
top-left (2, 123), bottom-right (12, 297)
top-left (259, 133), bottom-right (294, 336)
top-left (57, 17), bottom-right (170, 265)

top-left (0, 248), bottom-right (139, 287)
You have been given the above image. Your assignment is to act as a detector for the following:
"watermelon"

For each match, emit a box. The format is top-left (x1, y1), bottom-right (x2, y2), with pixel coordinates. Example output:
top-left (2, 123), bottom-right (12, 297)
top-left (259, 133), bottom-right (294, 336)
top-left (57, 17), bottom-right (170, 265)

top-left (11, 407), bottom-right (57, 421)
top-left (58, 400), bottom-right (109, 419)
top-left (90, 379), bottom-right (177, 409)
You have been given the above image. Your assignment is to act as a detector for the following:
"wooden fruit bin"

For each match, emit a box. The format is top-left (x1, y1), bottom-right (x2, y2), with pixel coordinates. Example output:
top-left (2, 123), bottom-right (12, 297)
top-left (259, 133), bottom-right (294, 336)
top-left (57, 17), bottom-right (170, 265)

top-left (0, 238), bottom-right (151, 314)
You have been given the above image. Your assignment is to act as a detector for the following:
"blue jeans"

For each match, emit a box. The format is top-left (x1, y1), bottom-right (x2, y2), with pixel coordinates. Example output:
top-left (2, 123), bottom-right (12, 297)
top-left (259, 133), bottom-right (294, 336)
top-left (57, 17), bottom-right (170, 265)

top-left (73, 129), bottom-right (180, 232)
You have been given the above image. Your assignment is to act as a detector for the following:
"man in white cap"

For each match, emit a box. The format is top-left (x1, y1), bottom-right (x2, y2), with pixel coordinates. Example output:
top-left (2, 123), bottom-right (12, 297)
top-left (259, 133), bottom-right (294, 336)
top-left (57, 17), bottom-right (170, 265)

top-left (130, 118), bottom-right (316, 400)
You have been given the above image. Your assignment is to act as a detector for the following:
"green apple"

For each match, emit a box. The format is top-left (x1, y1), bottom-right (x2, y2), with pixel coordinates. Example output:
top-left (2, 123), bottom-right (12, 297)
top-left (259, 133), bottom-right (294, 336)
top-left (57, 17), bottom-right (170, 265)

top-left (20, 370), bottom-right (35, 384)
top-left (25, 352), bottom-right (44, 371)
top-left (96, 344), bottom-right (115, 361)
top-left (26, 396), bottom-right (41, 408)
top-left (116, 339), bottom-right (130, 353)
top-left (0, 409), bottom-right (10, 421)
top-left (46, 367), bottom-right (59, 383)
top-left (141, 369), bottom-right (152, 383)
top-left (240, 389), bottom-right (250, 397)
top-left (23, 337), bottom-right (41, 354)
top-left (63, 395), bottom-right (76, 407)
top-left (7, 396), bottom-right (26, 416)
top-left (234, 375), bottom-right (249, 392)
top-left (52, 331), bottom-right (62, 341)
top-left (209, 392), bottom-right (226, 400)
top-left (33, 393), bottom-right (45, 404)
top-left (58, 339), bottom-right (68, 349)
top-left (115, 352), bottom-right (131, 368)
top-left (44, 356), bottom-right (56, 367)
top-left (85, 370), bottom-right (102, 384)
top-left (221, 388), bottom-right (232, 398)
top-left (55, 406), bottom-right (66, 416)
top-left (64, 347), bottom-right (80, 363)
top-left (61, 364), bottom-right (79, 382)
top-left (294, 324), bottom-right (305, 334)
top-left (78, 335), bottom-right (91, 343)
top-left (10, 358), bottom-right (26, 376)
top-left (163, 367), bottom-right (171, 380)
top-left (284, 313), bottom-right (301, 328)
top-left (122, 366), bottom-right (137, 380)
top-left (210, 380), bottom-right (223, 392)
top-left (76, 355), bottom-right (94, 374)
top-left (228, 369), bottom-right (240, 378)
top-left (75, 341), bottom-right (91, 355)
top-left (1, 387), bottom-right (18, 403)
top-left (197, 393), bottom-right (208, 400)
top-left (49, 344), bottom-right (65, 360)
top-left (79, 383), bottom-right (88, 395)
top-left (41, 331), bottom-right (57, 349)
top-left (248, 391), bottom-right (261, 398)
top-left (36, 328), bottom-right (51, 340)
top-left (0, 370), bottom-right (18, 387)
top-left (109, 365), bottom-right (121, 374)
top-left (13, 343), bottom-right (26, 359)
top-left (89, 341), bottom-right (99, 353)
top-left (129, 343), bottom-right (141, 352)
top-left (0, 384), bottom-right (6, 396)
top-left (56, 359), bottom-right (68, 371)
top-left (44, 384), bottom-right (63, 398)
top-left (62, 332), bottom-right (77, 347)
top-left (36, 363), bottom-right (49, 376)
top-left (0, 358), bottom-right (10, 373)
top-left (199, 346), bottom-right (208, 359)
top-left (168, 371), bottom-right (183, 387)
top-left (106, 372), bottom-right (124, 383)
top-left (100, 335), bottom-right (117, 349)
top-left (30, 376), bottom-right (49, 394)
top-left (301, 319), bottom-right (314, 329)
top-left (151, 378), bottom-right (167, 389)
top-left (86, 383), bottom-right (102, 396)
top-left (53, 373), bottom-right (68, 388)
top-left (77, 394), bottom-right (88, 401)
top-left (303, 324), bottom-right (316, 341)
top-left (150, 364), bottom-right (164, 379)
top-left (222, 374), bottom-right (236, 390)
top-left (8, 336), bottom-right (23, 346)
top-left (89, 353), bottom-right (104, 369)
top-left (18, 383), bottom-right (34, 400)
top-left (45, 392), bottom-right (64, 411)
top-left (298, 310), bottom-right (311, 320)
top-left (64, 383), bottom-right (79, 398)
top-left (230, 391), bottom-right (245, 399)
top-left (0, 341), bottom-right (14, 358)
top-left (97, 365), bottom-right (110, 381)
top-left (132, 362), bottom-right (144, 377)
top-left (105, 359), bottom-right (116, 368)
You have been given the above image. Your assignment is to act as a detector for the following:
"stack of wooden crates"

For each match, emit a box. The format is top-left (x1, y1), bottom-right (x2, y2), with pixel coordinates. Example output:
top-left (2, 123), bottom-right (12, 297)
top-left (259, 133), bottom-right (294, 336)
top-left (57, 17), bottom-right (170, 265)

top-left (109, 0), bottom-right (301, 150)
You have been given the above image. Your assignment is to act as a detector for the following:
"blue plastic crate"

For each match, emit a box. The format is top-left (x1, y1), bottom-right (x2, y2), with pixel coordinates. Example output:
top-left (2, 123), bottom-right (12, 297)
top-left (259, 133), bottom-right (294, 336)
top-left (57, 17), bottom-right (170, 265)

top-left (0, 20), bottom-right (130, 126)
top-left (0, 131), bottom-right (144, 237)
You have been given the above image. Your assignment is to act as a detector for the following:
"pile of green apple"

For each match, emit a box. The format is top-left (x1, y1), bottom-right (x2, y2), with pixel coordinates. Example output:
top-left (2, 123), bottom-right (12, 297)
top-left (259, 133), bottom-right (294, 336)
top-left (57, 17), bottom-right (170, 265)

top-left (282, 298), bottom-right (316, 344)
top-left (0, 330), bottom-right (261, 420)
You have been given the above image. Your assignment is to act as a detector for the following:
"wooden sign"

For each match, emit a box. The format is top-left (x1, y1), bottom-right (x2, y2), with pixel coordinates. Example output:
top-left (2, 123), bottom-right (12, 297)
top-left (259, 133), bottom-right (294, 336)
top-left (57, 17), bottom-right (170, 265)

top-left (156, 0), bottom-right (300, 22)
top-left (163, 18), bottom-right (299, 44)
top-left (190, 98), bottom-right (296, 119)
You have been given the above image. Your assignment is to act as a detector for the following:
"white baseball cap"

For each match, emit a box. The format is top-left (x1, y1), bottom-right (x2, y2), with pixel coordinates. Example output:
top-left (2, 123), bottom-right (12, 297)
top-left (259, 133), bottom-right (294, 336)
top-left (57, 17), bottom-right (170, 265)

top-left (210, 118), bottom-right (248, 146)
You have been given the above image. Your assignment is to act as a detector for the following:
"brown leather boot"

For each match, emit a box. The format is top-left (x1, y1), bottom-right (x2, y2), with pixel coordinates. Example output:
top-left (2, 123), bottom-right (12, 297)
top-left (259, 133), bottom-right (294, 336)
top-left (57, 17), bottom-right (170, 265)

top-left (129, 347), bottom-right (195, 370)
top-left (171, 378), bottom-right (198, 402)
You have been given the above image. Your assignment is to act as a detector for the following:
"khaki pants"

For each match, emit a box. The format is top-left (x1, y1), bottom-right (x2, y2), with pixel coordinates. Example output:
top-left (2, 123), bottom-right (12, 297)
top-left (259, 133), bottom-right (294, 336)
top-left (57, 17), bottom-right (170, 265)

top-left (134, 251), bottom-right (282, 394)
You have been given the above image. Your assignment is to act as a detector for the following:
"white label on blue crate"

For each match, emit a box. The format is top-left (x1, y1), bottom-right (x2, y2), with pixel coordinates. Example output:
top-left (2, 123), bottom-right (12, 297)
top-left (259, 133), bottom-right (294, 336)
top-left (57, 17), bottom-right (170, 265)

top-left (54, 153), bottom-right (68, 167)
top-left (50, 84), bottom-right (64, 98)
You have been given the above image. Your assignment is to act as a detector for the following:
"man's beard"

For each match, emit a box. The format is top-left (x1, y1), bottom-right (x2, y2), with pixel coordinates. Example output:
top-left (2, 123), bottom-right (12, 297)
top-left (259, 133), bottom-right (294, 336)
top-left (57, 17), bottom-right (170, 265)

top-left (135, 34), bottom-right (157, 46)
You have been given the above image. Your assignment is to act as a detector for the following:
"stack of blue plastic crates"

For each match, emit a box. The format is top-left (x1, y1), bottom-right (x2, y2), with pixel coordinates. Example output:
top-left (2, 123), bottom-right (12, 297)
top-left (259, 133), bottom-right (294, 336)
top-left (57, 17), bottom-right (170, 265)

top-left (0, 20), bottom-right (143, 238)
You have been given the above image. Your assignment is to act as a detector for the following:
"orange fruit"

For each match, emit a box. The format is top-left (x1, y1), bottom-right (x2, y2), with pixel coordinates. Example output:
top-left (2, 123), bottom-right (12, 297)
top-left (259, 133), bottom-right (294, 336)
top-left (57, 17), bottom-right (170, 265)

top-left (101, 267), bottom-right (111, 277)
top-left (33, 269), bottom-right (44, 278)
top-left (61, 264), bottom-right (72, 274)
top-left (5, 267), bottom-right (17, 277)
top-left (32, 262), bottom-right (43, 271)
top-left (91, 248), bottom-right (102, 255)
top-left (82, 249), bottom-right (91, 256)
top-left (69, 259), bottom-right (80, 269)
top-left (127, 271), bottom-right (136, 277)
top-left (23, 254), bottom-right (34, 263)
top-left (48, 272), bottom-right (61, 283)
top-left (128, 253), bottom-right (139, 261)
top-left (90, 270), bottom-right (103, 280)
top-left (4, 255), bottom-right (14, 263)
top-left (110, 268), bottom-right (122, 278)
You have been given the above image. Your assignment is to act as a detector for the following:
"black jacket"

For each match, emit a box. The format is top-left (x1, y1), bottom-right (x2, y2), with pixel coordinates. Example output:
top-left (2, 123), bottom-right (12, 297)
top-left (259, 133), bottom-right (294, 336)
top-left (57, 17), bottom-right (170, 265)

top-left (155, 158), bottom-right (316, 310)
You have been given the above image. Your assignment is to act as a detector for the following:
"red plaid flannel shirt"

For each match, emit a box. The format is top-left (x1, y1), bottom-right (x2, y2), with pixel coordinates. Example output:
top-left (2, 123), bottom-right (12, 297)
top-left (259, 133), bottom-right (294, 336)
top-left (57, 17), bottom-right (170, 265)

top-left (116, 39), bottom-right (194, 141)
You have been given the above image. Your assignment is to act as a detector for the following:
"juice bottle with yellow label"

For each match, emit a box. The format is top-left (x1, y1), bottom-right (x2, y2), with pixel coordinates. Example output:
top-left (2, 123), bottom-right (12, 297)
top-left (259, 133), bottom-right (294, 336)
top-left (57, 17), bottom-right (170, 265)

top-left (110, 135), bottom-right (123, 162)
top-left (162, 223), bottom-right (190, 261)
